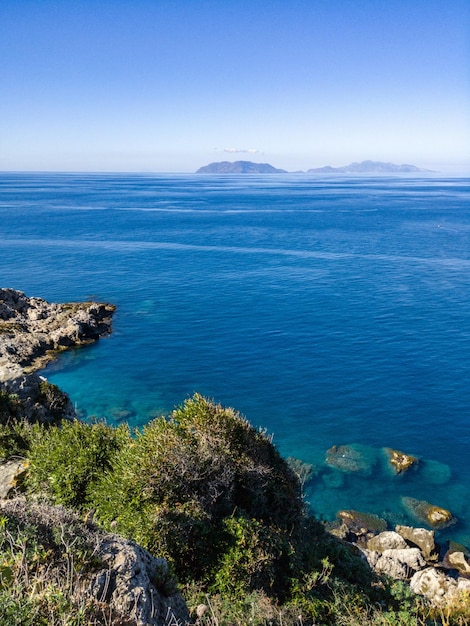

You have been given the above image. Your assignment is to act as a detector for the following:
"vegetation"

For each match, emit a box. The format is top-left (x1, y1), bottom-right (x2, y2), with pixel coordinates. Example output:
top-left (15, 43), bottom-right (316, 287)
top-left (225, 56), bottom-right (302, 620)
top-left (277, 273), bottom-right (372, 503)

top-left (0, 392), bottom-right (469, 624)
top-left (0, 502), bottom-right (133, 625)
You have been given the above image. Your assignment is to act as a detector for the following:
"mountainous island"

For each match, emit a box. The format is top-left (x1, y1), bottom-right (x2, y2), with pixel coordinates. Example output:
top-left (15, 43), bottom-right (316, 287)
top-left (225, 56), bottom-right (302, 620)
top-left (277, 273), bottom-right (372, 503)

top-left (307, 160), bottom-right (434, 174)
top-left (196, 159), bottom-right (433, 174)
top-left (196, 160), bottom-right (287, 173)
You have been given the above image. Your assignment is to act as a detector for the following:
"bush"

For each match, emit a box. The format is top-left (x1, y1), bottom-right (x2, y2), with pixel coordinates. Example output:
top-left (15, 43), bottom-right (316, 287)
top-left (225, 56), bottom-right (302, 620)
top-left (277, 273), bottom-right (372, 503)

top-left (91, 394), bottom-right (305, 586)
top-left (0, 391), bottom-right (21, 426)
top-left (38, 380), bottom-right (70, 420)
top-left (27, 419), bottom-right (130, 509)
top-left (0, 419), bottom-right (34, 461)
top-left (211, 516), bottom-right (293, 599)
top-left (0, 503), bottom-right (134, 625)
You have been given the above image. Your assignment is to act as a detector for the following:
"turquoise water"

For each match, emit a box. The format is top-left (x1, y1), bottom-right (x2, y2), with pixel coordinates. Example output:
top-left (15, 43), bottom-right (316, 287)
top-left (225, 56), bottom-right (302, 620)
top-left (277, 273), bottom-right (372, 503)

top-left (1, 172), bottom-right (469, 545)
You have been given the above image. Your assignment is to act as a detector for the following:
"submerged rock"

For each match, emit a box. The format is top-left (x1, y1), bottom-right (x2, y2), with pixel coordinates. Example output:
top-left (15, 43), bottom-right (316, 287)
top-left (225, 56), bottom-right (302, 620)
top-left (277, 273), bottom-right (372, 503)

top-left (321, 468), bottom-right (345, 489)
top-left (286, 456), bottom-right (317, 488)
top-left (325, 443), bottom-right (376, 475)
top-left (420, 459), bottom-right (452, 485)
top-left (402, 497), bottom-right (456, 530)
top-left (384, 447), bottom-right (419, 474)
top-left (337, 510), bottom-right (387, 536)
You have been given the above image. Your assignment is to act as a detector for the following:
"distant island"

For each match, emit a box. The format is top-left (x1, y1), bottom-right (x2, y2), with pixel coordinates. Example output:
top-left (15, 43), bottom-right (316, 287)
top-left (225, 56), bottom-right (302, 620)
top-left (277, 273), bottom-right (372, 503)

top-left (307, 160), bottom-right (434, 174)
top-left (196, 160), bottom-right (287, 174)
top-left (196, 159), bottom-right (434, 174)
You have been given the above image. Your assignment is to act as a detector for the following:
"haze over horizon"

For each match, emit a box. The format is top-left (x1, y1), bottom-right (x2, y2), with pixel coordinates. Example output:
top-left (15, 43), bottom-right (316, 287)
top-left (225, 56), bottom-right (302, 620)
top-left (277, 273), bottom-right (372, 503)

top-left (1, 0), bottom-right (469, 174)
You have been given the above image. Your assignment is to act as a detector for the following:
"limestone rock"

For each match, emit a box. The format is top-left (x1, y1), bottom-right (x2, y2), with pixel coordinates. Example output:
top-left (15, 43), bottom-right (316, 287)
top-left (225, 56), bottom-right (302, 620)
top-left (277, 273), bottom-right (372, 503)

top-left (0, 289), bottom-right (115, 423)
top-left (0, 499), bottom-right (190, 626)
top-left (361, 547), bottom-right (426, 581)
top-left (384, 447), bottom-right (419, 474)
top-left (442, 550), bottom-right (470, 576)
top-left (395, 525), bottom-right (436, 560)
top-left (381, 548), bottom-right (426, 572)
top-left (410, 567), bottom-right (459, 606)
top-left (402, 497), bottom-right (456, 530)
top-left (0, 460), bottom-right (28, 498)
top-left (89, 536), bottom-right (190, 626)
top-left (359, 546), bottom-right (414, 580)
top-left (367, 531), bottom-right (408, 552)
top-left (0, 288), bottom-right (115, 382)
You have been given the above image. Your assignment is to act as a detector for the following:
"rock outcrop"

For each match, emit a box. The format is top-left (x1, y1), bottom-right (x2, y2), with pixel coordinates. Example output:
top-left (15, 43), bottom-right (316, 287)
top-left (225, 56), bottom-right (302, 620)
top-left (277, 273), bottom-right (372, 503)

top-left (0, 499), bottom-right (190, 626)
top-left (331, 520), bottom-right (470, 609)
top-left (0, 459), bottom-right (28, 498)
top-left (0, 289), bottom-right (115, 424)
top-left (0, 288), bottom-right (115, 380)
top-left (410, 567), bottom-right (470, 607)
top-left (384, 447), bottom-right (419, 474)
top-left (395, 525), bottom-right (437, 560)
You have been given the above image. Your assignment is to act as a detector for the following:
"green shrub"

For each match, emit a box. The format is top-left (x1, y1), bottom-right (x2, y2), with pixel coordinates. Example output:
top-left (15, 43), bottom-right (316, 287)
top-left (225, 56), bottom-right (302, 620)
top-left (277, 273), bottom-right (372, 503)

top-left (211, 516), bottom-right (293, 599)
top-left (0, 420), bottom-right (35, 460)
top-left (27, 419), bottom-right (130, 509)
top-left (91, 394), bottom-right (304, 586)
top-left (0, 391), bottom-right (21, 426)
top-left (38, 380), bottom-right (70, 420)
top-left (0, 506), bottom-right (129, 625)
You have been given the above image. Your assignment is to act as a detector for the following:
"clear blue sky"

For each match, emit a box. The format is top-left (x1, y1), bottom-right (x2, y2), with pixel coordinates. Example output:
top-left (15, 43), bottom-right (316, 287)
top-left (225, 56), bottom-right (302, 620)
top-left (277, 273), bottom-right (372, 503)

top-left (1, 0), bottom-right (469, 172)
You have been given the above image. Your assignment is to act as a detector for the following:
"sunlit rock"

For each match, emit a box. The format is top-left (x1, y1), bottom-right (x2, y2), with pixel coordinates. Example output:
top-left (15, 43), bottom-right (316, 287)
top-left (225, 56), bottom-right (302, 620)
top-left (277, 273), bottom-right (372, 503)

top-left (402, 497), bottom-right (456, 530)
top-left (0, 460), bottom-right (29, 499)
top-left (395, 525), bottom-right (436, 560)
top-left (367, 531), bottom-right (408, 552)
top-left (442, 548), bottom-right (470, 576)
top-left (384, 447), bottom-right (419, 474)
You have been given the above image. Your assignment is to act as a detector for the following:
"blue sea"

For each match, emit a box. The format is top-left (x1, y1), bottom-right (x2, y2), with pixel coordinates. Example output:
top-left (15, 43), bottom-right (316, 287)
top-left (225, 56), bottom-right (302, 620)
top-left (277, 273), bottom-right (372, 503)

top-left (1, 172), bottom-right (469, 545)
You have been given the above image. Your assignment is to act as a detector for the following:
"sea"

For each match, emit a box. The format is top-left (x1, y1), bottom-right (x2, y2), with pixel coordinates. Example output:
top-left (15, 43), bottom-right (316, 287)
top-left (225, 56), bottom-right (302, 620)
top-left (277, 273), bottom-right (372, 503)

top-left (1, 172), bottom-right (469, 546)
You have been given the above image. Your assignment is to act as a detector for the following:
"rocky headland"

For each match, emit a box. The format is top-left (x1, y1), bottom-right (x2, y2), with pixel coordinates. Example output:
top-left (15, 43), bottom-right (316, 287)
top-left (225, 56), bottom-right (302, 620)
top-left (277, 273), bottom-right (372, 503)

top-left (0, 288), bottom-right (115, 424)
top-left (0, 287), bottom-right (115, 381)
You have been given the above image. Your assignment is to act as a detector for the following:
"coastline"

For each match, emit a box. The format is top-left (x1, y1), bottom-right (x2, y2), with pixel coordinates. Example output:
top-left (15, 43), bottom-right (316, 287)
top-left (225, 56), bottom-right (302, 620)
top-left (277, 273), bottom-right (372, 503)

top-left (1, 288), bottom-right (469, 620)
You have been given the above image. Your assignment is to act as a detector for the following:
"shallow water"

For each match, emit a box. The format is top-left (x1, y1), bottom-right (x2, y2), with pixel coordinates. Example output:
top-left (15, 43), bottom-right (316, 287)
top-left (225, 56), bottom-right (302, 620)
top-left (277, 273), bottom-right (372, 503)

top-left (1, 172), bottom-right (469, 545)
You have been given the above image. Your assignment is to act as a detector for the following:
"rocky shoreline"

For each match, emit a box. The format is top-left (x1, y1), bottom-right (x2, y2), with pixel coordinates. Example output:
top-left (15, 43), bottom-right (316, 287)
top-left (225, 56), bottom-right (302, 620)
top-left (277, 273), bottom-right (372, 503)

top-left (0, 288), bottom-right (115, 424)
top-left (0, 287), bottom-right (115, 381)
top-left (1, 288), bottom-right (469, 617)
top-left (328, 511), bottom-right (470, 607)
